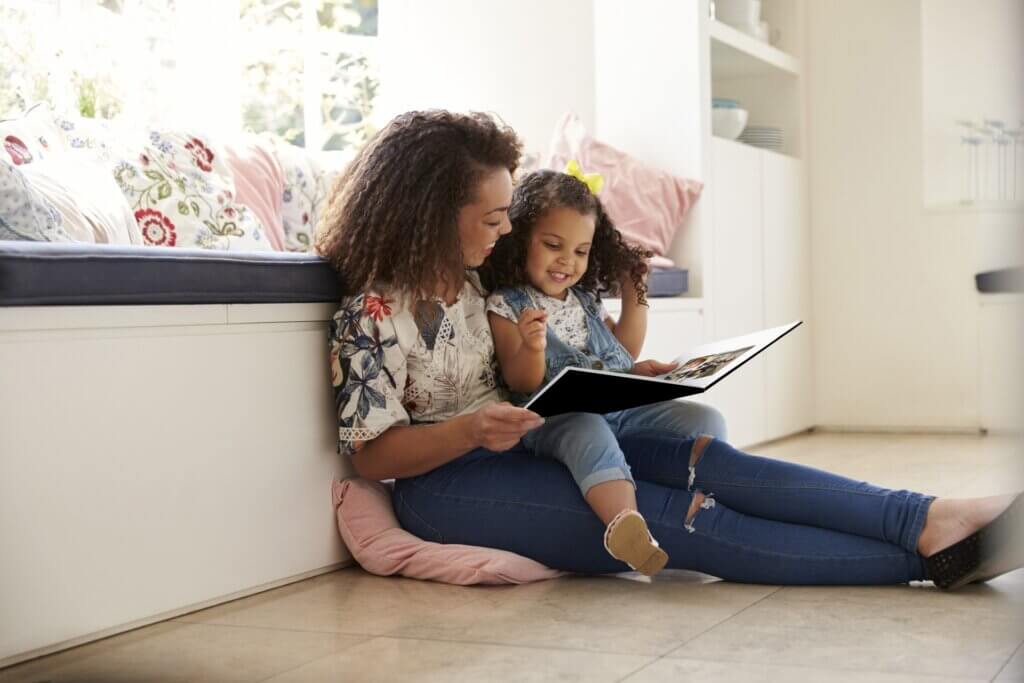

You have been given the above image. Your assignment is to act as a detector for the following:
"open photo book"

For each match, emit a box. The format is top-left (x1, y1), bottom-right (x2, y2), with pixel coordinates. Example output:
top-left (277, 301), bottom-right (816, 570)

top-left (524, 321), bottom-right (802, 417)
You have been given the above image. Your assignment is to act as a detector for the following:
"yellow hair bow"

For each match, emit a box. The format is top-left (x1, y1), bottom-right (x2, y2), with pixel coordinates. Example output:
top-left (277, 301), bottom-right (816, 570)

top-left (564, 159), bottom-right (604, 196)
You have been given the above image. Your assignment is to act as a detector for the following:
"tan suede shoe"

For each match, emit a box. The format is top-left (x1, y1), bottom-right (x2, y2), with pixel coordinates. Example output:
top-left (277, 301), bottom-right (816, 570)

top-left (604, 510), bottom-right (669, 577)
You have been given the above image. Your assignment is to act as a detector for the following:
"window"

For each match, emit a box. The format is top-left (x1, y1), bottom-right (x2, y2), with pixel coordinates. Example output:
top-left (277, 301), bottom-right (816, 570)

top-left (240, 0), bottom-right (378, 151)
top-left (0, 0), bottom-right (379, 153)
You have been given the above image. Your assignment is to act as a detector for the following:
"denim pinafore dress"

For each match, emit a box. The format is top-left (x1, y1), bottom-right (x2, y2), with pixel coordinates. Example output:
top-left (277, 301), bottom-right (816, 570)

top-left (495, 286), bottom-right (635, 405)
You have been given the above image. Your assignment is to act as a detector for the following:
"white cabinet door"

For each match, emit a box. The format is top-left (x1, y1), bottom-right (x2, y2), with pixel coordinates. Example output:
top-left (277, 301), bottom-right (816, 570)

top-left (979, 298), bottom-right (1024, 432)
top-left (602, 300), bottom-right (706, 365)
top-left (762, 151), bottom-right (814, 440)
top-left (641, 309), bottom-right (706, 363)
top-left (706, 138), bottom-right (766, 448)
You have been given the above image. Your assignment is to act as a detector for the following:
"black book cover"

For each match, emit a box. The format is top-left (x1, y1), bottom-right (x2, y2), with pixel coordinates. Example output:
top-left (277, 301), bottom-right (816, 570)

top-left (525, 321), bottom-right (801, 417)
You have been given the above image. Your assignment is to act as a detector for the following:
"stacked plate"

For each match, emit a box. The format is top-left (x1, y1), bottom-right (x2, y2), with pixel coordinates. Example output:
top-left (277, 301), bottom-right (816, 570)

top-left (738, 125), bottom-right (783, 151)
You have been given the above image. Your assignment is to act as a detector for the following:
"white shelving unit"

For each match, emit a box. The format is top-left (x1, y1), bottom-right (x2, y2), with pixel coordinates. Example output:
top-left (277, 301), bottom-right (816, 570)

top-left (705, 1), bottom-right (811, 445)
top-left (710, 1), bottom-right (804, 160)
top-left (708, 19), bottom-right (801, 78)
top-left (595, 0), bottom-right (813, 447)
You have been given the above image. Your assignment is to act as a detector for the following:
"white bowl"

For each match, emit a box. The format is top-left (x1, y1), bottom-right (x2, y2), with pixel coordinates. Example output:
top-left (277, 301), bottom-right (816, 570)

top-left (712, 107), bottom-right (748, 140)
top-left (715, 0), bottom-right (761, 30)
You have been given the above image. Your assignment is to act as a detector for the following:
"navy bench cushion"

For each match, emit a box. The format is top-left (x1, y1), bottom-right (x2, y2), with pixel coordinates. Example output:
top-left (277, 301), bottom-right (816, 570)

top-left (646, 267), bottom-right (688, 297)
top-left (0, 242), bottom-right (342, 306)
top-left (0, 242), bottom-right (690, 306)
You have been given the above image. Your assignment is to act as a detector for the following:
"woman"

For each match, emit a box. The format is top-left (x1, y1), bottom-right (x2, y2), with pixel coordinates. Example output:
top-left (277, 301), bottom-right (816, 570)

top-left (317, 110), bottom-right (1021, 588)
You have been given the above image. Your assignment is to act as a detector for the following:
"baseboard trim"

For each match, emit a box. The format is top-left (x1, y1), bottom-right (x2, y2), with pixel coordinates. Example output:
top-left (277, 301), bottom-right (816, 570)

top-left (742, 424), bottom-right (1022, 451)
top-left (0, 560), bottom-right (353, 670)
top-left (811, 425), bottom-right (993, 436)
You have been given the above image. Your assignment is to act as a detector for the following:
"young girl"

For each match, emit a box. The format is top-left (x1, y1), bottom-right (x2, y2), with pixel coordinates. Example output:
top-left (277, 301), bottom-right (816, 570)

top-left (481, 165), bottom-right (678, 577)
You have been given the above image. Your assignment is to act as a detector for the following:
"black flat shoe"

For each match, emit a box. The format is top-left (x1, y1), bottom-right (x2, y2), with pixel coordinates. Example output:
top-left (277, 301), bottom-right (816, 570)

top-left (925, 493), bottom-right (1024, 590)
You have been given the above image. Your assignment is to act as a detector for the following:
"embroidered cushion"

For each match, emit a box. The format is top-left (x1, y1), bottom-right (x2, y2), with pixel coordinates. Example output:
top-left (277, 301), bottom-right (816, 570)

top-left (545, 113), bottom-right (703, 268)
top-left (332, 478), bottom-right (564, 585)
top-left (0, 103), bottom-right (67, 167)
top-left (265, 136), bottom-right (344, 252)
top-left (53, 114), bottom-right (123, 162)
top-left (112, 129), bottom-right (271, 250)
top-left (0, 160), bottom-right (70, 242)
top-left (1, 106), bottom-right (138, 244)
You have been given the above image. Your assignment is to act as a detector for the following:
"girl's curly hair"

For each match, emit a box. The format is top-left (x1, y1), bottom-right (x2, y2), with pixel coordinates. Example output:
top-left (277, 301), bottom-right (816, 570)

top-left (316, 110), bottom-right (522, 301)
top-left (479, 170), bottom-right (651, 305)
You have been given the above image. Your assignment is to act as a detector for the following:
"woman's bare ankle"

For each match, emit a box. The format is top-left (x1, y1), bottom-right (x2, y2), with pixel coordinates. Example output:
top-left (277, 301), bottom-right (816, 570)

top-left (918, 495), bottom-right (1016, 556)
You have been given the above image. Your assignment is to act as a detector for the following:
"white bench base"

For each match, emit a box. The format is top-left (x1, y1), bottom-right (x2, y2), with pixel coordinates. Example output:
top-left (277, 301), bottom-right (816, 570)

top-left (0, 303), bottom-right (354, 667)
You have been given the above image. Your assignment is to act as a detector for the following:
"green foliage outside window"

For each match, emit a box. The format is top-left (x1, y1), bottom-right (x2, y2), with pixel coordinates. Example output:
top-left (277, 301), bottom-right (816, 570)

top-left (1, 0), bottom-right (378, 154)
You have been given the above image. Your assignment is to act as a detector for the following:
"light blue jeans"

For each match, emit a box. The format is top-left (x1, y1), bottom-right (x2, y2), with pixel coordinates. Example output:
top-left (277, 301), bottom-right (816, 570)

top-left (521, 400), bottom-right (728, 495)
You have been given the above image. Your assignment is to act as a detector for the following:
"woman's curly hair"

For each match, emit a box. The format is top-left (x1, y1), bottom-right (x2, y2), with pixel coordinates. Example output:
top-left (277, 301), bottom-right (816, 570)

top-left (479, 170), bottom-right (651, 305)
top-left (316, 110), bottom-right (522, 301)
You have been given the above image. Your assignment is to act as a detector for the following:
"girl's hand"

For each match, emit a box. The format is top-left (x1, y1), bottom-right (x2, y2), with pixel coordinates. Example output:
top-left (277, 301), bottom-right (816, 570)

top-left (631, 359), bottom-right (678, 377)
top-left (620, 265), bottom-right (649, 288)
top-left (517, 308), bottom-right (548, 352)
top-left (466, 401), bottom-right (545, 451)
top-left (618, 268), bottom-right (649, 309)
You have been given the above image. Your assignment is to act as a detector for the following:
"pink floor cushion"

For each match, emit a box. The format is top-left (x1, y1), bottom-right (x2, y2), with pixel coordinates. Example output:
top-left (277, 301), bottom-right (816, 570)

top-left (332, 478), bottom-right (565, 585)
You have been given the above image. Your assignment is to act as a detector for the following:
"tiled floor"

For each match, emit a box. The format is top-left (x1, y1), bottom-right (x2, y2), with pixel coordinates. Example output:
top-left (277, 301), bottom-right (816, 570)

top-left (3, 432), bottom-right (1023, 682)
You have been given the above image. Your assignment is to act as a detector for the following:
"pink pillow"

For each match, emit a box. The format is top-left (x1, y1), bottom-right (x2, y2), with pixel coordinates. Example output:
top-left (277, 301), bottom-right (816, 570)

top-left (224, 136), bottom-right (288, 252)
top-left (331, 478), bottom-right (565, 585)
top-left (545, 113), bottom-right (703, 267)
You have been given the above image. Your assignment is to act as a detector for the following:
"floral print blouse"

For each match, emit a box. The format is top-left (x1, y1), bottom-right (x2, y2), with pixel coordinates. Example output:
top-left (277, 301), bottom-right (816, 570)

top-left (329, 273), bottom-right (504, 456)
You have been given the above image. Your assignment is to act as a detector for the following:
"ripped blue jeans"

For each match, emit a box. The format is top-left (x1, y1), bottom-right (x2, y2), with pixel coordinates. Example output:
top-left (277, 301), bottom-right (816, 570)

top-left (521, 399), bottom-right (730, 495)
top-left (393, 403), bottom-right (933, 584)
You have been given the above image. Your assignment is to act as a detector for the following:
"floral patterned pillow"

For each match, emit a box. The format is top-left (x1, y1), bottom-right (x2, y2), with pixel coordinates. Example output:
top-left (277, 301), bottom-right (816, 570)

top-left (113, 129), bottom-right (270, 250)
top-left (265, 136), bottom-right (345, 252)
top-left (0, 103), bottom-right (68, 167)
top-left (53, 114), bottom-right (124, 162)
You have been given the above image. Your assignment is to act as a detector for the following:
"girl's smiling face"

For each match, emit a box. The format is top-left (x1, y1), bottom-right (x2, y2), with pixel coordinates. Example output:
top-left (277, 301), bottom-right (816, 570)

top-left (525, 206), bottom-right (596, 299)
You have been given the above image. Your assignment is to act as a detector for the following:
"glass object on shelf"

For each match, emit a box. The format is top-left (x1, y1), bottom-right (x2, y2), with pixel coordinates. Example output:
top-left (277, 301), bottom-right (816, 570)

top-left (1008, 124), bottom-right (1022, 201)
top-left (954, 118), bottom-right (1023, 204)
top-left (984, 120), bottom-right (1008, 200)
top-left (957, 120), bottom-right (982, 203)
top-left (716, 0), bottom-right (761, 32)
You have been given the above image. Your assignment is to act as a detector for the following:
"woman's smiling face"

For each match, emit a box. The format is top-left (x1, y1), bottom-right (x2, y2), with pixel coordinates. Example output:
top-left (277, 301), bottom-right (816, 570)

top-left (458, 168), bottom-right (514, 268)
top-left (525, 206), bottom-right (596, 300)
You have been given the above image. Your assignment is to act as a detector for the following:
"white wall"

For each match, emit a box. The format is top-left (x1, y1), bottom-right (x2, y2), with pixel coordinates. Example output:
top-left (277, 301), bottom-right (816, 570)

top-left (806, 0), bottom-right (1006, 431)
top-left (593, 0), bottom-right (704, 179)
top-left (593, 0), bottom-right (709, 292)
top-left (379, 0), bottom-right (1016, 432)
top-left (378, 0), bottom-right (595, 156)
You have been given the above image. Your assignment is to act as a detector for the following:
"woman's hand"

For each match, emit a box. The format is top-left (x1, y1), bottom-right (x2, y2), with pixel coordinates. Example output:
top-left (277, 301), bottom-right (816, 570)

top-left (631, 359), bottom-right (678, 377)
top-left (465, 401), bottom-right (545, 452)
top-left (517, 308), bottom-right (547, 352)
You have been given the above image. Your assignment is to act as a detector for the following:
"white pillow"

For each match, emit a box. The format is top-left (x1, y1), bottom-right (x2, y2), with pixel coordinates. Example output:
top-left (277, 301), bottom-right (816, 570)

top-left (0, 159), bottom-right (71, 242)
top-left (20, 157), bottom-right (142, 245)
